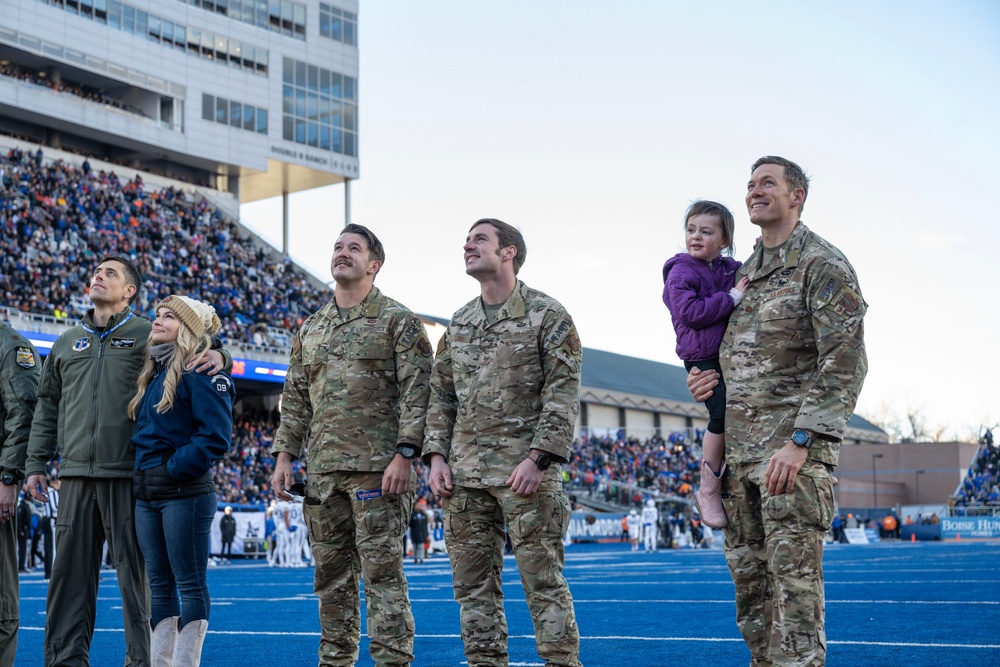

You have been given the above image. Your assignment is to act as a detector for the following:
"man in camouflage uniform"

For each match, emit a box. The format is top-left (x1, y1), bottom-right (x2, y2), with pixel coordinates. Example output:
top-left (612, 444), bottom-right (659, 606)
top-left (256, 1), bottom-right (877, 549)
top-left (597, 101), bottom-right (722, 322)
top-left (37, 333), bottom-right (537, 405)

top-left (0, 320), bottom-right (40, 667)
top-left (690, 156), bottom-right (867, 666)
top-left (425, 218), bottom-right (583, 667)
top-left (272, 224), bottom-right (432, 667)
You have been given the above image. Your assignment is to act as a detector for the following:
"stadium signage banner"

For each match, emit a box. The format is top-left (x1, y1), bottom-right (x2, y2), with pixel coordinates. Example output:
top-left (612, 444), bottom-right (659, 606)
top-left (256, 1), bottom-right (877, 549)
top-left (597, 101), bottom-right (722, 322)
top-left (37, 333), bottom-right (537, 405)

top-left (271, 144), bottom-right (329, 166)
top-left (568, 511), bottom-right (625, 542)
top-left (210, 509), bottom-right (267, 556)
top-left (940, 517), bottom-right (1000, 539)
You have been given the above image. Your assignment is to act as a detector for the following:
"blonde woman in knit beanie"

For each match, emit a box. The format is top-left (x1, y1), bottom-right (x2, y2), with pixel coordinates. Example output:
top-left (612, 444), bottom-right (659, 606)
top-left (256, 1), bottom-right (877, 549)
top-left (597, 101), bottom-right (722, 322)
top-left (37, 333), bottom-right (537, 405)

top-left (128, 295), bottom-right (235, 667)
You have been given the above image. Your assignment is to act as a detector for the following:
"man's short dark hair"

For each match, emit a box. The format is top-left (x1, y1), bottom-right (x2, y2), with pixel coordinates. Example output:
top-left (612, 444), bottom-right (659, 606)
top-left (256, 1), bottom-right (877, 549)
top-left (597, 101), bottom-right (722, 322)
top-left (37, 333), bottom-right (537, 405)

top-left (469, 218), bottom-right (527, 275)
top-left (98, 254), bottom-right (143, 305)
top-left (340, 224), bottom-right (385, 267)
top-left (752, 156), bottom-right (810, 214)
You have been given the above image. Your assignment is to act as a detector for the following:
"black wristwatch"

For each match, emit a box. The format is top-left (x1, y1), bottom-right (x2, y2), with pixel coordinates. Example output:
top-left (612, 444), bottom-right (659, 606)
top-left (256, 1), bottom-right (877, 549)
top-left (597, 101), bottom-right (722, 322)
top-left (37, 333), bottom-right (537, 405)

top-left (791, 429), bottom-right (814, 449)
top-left (0, 473), bottom-right (17, 487)
top-left (396, 444), bottom-right (419, 460)
top-left (530, 452), bottom-right (553, 471)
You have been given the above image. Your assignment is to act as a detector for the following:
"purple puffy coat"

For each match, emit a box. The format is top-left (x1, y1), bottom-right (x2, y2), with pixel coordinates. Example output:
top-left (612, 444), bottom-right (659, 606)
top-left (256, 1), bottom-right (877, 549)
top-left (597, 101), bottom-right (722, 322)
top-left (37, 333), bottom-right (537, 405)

top-left (661, 252), bottom-right (741, 362)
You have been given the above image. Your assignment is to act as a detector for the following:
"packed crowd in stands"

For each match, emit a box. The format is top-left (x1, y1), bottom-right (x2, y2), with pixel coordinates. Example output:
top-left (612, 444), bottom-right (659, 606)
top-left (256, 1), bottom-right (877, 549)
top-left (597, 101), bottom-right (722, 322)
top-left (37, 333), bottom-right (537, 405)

top-left (214, 409), bottom-right (281, 506)
top-left (211, 428), bottom-right (703, 509)
top-left (1, 61), bottom-right (149, 118)
top-left (34, 404), bottom-right (706, 510)
top-left (953, 429), bottom-right (999, 507)
top-left (564, 432), bottom-right (701, 504)
top-left (1, 146), bottom-right (329, 345)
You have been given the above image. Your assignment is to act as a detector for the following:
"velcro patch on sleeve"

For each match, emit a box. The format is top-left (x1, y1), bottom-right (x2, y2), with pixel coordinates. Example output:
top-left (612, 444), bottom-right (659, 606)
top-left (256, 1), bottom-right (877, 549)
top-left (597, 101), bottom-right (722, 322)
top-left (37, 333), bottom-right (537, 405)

top-left (15, 346), bottom-right (36, 368)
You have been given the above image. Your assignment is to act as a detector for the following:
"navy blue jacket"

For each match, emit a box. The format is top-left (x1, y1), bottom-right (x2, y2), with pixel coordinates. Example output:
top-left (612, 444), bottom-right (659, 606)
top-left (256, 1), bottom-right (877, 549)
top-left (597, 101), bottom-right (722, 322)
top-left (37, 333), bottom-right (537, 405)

top-left (132, 365), bottom-right (234, 497)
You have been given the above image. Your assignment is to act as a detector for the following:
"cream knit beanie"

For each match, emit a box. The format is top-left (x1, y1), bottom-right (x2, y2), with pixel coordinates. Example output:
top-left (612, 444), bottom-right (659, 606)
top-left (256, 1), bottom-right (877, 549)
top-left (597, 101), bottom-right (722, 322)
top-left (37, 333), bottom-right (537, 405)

top-left (156, 295), bottom-right (221, 338)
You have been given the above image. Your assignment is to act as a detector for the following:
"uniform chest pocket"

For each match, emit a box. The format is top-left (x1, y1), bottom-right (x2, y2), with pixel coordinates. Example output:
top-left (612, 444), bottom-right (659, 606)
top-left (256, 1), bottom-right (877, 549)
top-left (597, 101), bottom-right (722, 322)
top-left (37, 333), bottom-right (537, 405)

top-left (494, 332), bottom-right (538, 368)
top-left (349, 340), bottom-right (393, 362)
top-left (755, 292), bottom-right (813, 358)
top-left (451, 343), bottom-right (484, 376)
top-left (300, 340), bottom-right (329, 368)
top-left (494, 332), bottom-right (542, 395)
top-left (757, 294), bottom-right (809, 330)
top-left (346, 338), bottom-right (396, 381)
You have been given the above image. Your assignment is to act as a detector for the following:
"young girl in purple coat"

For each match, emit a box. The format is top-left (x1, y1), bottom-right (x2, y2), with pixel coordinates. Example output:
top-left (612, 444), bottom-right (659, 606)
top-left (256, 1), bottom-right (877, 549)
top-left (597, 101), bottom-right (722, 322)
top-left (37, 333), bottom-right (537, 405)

top-left (662, 201), bottom-right (748, 528)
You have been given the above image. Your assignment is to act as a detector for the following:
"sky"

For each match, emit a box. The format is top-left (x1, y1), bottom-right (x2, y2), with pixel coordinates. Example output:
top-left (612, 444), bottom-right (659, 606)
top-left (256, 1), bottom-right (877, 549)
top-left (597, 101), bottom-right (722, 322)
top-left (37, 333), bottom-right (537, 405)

top-left (242, 0), bottom-right (1000, 442)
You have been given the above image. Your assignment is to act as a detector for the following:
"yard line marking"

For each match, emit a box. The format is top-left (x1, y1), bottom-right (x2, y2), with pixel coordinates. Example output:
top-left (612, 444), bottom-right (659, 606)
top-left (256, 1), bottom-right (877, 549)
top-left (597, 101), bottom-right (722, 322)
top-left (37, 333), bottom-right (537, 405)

top-left (562, 579), bottom-right (1000, 585)
top-left (18, 627), bottom-right (998, 649)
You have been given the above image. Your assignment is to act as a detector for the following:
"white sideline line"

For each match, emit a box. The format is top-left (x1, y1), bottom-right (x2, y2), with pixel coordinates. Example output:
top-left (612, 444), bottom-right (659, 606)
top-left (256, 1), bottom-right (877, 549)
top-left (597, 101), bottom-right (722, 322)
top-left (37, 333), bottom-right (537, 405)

top-left (567, 599), bottom-right (1000, 605)
top-left (15, 627), bottom-right (1000, 649)
top-left (22, 596), bottom-right (997, 607)
top-left (564, 579), bottom-right (1000, 585)
top-left (30, 596), bottom-right (1000, 606)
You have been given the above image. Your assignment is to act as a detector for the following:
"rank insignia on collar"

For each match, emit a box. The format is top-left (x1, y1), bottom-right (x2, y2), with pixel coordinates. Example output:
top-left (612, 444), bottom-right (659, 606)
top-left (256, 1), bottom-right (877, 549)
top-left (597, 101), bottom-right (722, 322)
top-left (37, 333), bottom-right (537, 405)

top-left (73, 337), bottom-right (92, 352)
top-left (15, 346), bottom-right (35, 368)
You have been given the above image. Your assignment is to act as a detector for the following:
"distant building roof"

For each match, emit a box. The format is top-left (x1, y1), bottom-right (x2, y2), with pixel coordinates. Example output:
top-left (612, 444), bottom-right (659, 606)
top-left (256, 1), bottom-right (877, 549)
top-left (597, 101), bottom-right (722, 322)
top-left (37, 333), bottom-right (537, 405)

top-left (581, 347), bottom-right (883, 434)
top-left (582, 348), bottom-right (692, 404)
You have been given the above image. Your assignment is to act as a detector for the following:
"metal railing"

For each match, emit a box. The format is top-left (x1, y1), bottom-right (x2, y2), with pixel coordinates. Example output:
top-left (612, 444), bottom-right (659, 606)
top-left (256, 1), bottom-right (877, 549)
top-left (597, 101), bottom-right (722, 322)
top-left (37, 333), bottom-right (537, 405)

top-left (563, 465), bottom-right (694, 512)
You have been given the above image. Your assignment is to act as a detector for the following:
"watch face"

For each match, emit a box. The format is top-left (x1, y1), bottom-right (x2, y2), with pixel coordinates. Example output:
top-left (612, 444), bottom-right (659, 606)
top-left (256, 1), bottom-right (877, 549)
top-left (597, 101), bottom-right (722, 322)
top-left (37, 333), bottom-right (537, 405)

top-left (397, 445), bottom-right (418, 459)
top-left (535, 454), bottom-right (552, 470)
top-left (0, 474), bottom-right (14, 486)
top-left (792, 430), bottom-right (810, 446)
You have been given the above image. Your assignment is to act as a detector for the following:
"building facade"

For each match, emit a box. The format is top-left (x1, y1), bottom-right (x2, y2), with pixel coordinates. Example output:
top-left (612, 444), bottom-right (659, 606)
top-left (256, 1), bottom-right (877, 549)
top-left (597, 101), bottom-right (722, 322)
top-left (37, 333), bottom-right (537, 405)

top-left (0, 0), bottom-right (358, 209)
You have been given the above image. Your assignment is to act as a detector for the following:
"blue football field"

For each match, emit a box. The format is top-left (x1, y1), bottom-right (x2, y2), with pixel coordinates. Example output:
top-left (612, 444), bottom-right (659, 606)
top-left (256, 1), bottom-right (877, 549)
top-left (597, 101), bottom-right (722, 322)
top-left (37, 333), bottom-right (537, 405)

top-left (15, 540), bottom-right (1000, 666)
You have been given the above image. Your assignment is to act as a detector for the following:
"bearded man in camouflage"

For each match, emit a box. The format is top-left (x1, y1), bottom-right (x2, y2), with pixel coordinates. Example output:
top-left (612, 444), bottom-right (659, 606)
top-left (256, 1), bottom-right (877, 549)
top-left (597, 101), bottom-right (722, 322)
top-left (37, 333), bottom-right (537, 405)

top-left (272, 224), bottom-right (432, 667)
top-left (689, 157), bottom-right (868, 666)
top-left (425, 218), bottom-right (583, 667)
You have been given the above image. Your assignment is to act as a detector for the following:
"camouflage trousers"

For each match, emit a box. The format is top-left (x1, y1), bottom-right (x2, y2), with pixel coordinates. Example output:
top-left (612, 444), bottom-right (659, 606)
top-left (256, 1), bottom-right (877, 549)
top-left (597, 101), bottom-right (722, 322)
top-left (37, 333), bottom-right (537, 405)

top-left (304, 471), bottom-right (415, 667)
top-left (722, 459), bottom-right (836, 667)
top-left (443, 480), bottom-right (581, 667)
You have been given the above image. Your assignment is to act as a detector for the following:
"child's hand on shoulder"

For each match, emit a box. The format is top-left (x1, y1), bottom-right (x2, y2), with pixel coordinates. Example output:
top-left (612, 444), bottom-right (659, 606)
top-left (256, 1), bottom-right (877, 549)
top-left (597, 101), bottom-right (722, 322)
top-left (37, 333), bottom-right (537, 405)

top-left (730, 277), bottom-right (750, 306)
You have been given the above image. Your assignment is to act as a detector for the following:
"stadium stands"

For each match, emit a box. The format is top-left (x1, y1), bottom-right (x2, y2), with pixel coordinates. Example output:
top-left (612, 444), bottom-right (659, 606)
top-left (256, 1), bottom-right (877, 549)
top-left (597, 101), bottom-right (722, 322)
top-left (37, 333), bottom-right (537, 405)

top-left (1, 62), bottom-right (149, 119)
top-left (564, 433), bottom-right (700, 507)
top-left (953, 430), bottom-right (999, 509)
top-left (1, 146), bottom-right (329, 345)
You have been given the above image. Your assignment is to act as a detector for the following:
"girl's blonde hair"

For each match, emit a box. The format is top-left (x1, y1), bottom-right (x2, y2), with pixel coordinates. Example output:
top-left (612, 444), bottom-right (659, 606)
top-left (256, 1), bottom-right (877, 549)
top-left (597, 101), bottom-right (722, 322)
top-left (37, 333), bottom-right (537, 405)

top-left (127, 312), bottom-right (213, 419)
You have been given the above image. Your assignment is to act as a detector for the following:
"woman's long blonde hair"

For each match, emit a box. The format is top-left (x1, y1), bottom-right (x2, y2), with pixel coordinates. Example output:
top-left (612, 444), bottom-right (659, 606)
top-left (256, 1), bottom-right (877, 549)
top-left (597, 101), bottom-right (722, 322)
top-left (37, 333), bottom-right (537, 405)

top-left (127, 317), bottom-right (212, 420)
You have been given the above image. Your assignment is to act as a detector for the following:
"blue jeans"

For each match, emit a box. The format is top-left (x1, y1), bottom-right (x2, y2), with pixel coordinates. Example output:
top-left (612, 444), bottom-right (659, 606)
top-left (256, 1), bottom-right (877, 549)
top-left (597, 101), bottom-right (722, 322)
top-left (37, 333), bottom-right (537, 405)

top-left (135, 492), bottom-right (216, 627)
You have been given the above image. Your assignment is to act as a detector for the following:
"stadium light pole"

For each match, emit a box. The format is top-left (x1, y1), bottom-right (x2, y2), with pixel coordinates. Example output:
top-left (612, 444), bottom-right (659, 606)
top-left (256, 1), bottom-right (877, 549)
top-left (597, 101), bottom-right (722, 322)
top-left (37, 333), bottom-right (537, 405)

top-left (872, 453), bottom-right (884, 510)
top-left (915, 469), bottom-right (926, 505)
